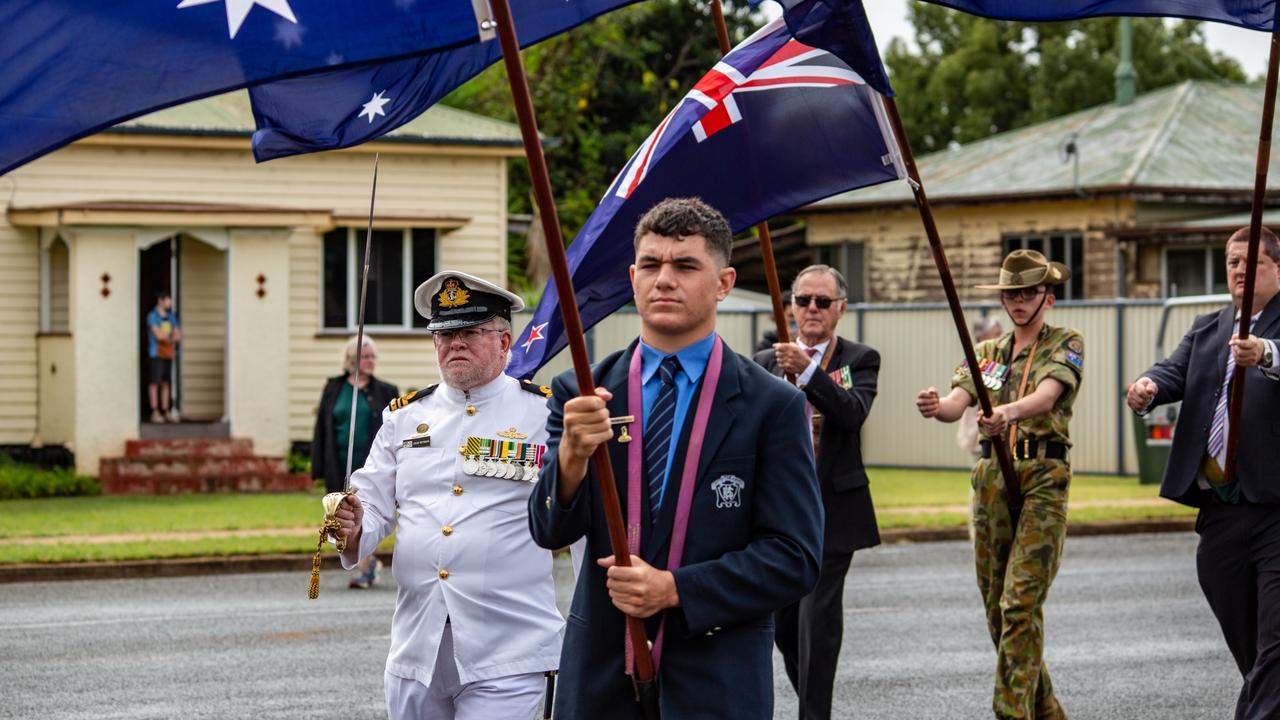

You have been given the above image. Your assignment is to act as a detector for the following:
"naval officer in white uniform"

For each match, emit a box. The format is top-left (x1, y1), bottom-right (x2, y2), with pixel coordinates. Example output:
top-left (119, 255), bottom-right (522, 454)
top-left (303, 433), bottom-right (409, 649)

top-left (335, 271), bottom-right (563, 719)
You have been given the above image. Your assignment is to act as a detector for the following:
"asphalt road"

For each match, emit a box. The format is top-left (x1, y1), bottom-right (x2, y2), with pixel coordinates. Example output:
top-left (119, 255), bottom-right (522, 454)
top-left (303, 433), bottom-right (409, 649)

top-left (0, 533), bottom-right (1241, 719)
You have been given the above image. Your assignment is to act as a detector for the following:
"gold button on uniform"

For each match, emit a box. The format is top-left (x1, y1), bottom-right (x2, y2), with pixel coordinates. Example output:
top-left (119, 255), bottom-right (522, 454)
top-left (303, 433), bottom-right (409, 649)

top-left (442, 525), bottom-right (454, 536)
top-left (452, 484), bottom-right (464, 496)
top-left (438, 569), bottom-right (450, 580)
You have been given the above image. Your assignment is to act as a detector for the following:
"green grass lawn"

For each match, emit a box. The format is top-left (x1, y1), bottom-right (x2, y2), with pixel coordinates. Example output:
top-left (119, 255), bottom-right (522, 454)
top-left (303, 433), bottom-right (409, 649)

top-left (868, 468), bottom-right (1174, 507)
top-left (0, 492), bottom-right (325, 538)
top-left (0, 469), bottom-right (1193, 564)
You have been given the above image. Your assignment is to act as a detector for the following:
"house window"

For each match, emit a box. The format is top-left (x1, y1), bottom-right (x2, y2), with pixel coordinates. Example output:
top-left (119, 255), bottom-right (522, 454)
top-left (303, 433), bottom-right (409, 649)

top-left (1002, 233), bottom-right (1084, 300)
top-left (40, 236), bottom-right (71, 333)
top-left (322, 228), bottom-right (437, 330)
top-left (814, 242), bottom-right (866, 303)
top-left (1163, 246), bottom-right (1227, 298)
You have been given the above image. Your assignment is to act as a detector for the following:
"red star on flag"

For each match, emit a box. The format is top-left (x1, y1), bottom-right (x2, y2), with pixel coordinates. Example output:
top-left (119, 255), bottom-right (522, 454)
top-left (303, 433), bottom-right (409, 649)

top-left (522, 322), bottom-right (548, 351)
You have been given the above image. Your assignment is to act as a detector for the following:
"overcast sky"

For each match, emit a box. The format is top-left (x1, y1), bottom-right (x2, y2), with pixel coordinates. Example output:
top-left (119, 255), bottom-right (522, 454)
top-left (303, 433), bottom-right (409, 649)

top-left (858, 1), bottom-right (1273, 79)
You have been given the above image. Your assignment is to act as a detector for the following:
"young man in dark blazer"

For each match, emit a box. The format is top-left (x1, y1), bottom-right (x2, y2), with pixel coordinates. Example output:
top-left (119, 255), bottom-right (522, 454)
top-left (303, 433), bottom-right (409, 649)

top-left (1128, 226), bottom-right (1280, 720)
top-left (753, 264), bottom-right (880, 720)
top-left (528, 198), bottom-right (823, 719)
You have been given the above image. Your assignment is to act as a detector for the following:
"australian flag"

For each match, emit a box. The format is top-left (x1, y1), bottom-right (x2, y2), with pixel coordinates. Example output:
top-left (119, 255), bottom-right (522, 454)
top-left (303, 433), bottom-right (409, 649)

top-left (250, 0), bottom-right (639, 161)
top-left (914, 1), bottom-right (1277, 30)
top-left (0, 1), bottom-right (625, 176)
top-left (506, 4), bottom-right (905, 379)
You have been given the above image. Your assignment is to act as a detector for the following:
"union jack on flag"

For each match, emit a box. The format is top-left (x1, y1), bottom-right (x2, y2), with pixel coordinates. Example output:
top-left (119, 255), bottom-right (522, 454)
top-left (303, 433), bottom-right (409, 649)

top-left (509, 4), bottom-right (906, 379)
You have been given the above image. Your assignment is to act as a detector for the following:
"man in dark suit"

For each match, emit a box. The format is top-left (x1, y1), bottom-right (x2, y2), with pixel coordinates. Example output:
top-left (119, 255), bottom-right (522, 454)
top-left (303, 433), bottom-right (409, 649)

top-left (1127, 226), bottom-right (1280, 720)
top-left (752, 264), bottom-right (879, 720)
top-left (528, 197), bottom-right (823, 719)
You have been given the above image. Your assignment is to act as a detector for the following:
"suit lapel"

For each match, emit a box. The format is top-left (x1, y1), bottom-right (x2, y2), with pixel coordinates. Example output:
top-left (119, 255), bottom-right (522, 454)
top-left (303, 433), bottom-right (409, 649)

top-left (1213, 305), bottom-right (1235, 379)
top-left (601, 340), bottom-right (641, 533)
top-left (1253, 292), bottom-right (1280, 337)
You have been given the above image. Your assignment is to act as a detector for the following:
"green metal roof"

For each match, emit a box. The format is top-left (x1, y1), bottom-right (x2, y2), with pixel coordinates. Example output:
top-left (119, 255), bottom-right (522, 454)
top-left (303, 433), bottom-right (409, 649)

top-left (817, 80), bottom-right (1274, 209)
top-left (110, 90), bottom-right (524, 147)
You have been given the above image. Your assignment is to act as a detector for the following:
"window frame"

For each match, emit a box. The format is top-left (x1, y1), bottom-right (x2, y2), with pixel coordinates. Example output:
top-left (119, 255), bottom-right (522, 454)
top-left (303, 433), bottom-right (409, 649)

top-left (321, 226), bottom-right (438, 332)
top-left (1160, 244), bottom-right (1226, 299)
top-left (813, 240), bottom-right (868, 303)
top-left (1001, 231), bottom-right (1084, 300)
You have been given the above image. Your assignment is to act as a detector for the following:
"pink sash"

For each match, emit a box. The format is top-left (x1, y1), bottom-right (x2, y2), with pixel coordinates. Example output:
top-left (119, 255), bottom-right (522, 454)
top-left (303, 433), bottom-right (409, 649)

top-left (623, 335), bottom-right (724, 674)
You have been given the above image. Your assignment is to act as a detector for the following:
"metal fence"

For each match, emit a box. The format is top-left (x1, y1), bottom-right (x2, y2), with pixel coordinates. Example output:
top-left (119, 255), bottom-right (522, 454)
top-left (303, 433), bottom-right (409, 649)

top-left (515, 297), bottom-right (1225, 475)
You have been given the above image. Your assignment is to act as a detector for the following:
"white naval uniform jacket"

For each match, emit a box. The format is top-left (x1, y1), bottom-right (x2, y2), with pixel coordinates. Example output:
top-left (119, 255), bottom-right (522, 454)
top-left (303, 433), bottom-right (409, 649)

top-left (343, 373), bottom-right (563, 687)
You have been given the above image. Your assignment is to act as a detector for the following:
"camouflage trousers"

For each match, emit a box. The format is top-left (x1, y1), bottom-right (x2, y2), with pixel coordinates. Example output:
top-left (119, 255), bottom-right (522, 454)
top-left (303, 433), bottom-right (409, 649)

top-left (971, 457), bottom-right (1070, 720)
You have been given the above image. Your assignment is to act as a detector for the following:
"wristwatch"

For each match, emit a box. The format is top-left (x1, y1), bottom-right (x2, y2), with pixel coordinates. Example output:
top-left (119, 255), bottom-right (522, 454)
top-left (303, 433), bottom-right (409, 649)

top-left (1265, 342), bottom-right (1274, 369)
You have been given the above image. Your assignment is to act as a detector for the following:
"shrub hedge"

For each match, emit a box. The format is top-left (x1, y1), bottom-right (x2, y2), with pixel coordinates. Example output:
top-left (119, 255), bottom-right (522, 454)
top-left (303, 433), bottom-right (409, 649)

top-left (0, 455), bottom-right (100, 500)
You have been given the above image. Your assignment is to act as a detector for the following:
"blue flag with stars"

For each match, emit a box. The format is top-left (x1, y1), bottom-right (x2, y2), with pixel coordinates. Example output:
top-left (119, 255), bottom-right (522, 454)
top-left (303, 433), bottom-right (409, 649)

top-left (0, 1), bottom-right (611, 176)
top-left (914, 1), bottom-right (1276, 30)
top-left (507, 0), bottom-right (904, 379)
top-left (249, 0), bottom-right (640, 161)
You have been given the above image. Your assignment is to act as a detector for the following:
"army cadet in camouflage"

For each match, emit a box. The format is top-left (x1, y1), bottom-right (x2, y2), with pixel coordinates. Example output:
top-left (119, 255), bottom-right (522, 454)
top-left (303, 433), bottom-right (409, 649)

top-left (915, 249), bottom-right (1084, 720)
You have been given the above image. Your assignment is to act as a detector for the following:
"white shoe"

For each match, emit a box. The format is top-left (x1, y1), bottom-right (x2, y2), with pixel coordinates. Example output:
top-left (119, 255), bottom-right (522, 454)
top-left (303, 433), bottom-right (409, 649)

top-left (149, 410), bottom-right (163, 424)
top-left (165, 410), bottom-right (181, 423)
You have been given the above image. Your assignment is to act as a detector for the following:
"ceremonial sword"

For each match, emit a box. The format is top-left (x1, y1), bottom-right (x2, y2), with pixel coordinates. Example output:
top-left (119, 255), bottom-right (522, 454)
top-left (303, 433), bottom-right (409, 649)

top-left (309, 153), bottom-right (380, 599)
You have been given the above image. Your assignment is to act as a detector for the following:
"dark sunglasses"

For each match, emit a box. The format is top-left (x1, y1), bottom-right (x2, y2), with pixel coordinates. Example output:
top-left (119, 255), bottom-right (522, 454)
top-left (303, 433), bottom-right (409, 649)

top-left (1000, 287), bottom-right (1047, 302)
top-left (793, 295), bottom-right (845, 309)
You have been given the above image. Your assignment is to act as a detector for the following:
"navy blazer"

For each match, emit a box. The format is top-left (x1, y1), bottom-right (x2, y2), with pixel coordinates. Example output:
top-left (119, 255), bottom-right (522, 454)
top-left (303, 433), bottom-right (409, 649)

top-left (754, 336), bottom-right (881, 555)
top-left (1141, 292), bottom-right (1280, 506)
top-left (528, 338), bottom-right (823, 720)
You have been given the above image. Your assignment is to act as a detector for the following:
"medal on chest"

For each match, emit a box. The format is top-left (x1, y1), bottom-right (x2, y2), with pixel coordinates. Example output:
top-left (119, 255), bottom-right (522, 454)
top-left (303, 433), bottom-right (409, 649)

top-left (459, 434), bottom-right (546, 482)
top-left (978, 357), bottom-right (1011, 391)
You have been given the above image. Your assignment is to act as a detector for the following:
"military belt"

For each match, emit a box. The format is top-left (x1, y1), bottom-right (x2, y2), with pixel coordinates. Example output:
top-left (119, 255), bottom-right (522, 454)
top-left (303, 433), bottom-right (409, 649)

top-left (980, 438), bottom-right (1068, 461)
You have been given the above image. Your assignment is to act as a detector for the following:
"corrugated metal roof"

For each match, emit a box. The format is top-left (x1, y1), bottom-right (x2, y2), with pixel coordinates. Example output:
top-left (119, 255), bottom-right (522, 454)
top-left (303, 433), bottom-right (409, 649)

top-left (817, 80), bottom-right (1273, 209)
top-left (110, 90), bottom-right (523, 146)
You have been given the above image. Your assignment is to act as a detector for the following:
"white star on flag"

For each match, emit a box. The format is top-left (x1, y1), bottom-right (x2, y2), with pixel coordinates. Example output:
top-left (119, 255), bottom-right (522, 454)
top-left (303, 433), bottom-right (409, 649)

top-left (359, 91), bottom-right (392, 124)
top-left (177, 0), bottom-right (298, 40)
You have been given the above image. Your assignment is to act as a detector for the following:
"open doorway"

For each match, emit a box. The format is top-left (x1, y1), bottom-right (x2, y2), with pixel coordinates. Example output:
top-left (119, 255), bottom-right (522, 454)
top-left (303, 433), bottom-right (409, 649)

top-left (139, 237), bottom-right (179, 423)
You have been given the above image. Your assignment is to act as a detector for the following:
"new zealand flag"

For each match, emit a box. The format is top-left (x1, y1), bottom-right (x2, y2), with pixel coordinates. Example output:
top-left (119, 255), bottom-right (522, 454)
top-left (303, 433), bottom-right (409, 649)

top-left (507, 4), bottom-right (905, 379)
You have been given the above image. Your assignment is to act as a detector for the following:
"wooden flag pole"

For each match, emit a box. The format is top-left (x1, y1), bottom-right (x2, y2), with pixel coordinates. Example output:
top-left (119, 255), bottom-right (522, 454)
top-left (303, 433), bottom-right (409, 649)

top-left (488, 0), bottom-right (660, 707)
top-left (882, 96), bottom-right (1024, 521)
top-left (707, 0), bottom-right (794, 376)
top-left (1224, 32), bottom-right (1280, 483)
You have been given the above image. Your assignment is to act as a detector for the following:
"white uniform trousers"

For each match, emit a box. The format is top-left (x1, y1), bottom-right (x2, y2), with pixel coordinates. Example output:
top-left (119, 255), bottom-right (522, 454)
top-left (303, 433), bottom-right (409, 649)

top-left (384, 624), bottom-right (544, 720)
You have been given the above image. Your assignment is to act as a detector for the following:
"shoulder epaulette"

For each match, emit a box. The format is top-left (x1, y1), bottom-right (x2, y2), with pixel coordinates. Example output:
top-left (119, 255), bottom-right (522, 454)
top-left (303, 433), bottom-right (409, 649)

top-left (519, 380), bottom-right (553, 398)
top-left (388, 385), bottom-right (438, 412)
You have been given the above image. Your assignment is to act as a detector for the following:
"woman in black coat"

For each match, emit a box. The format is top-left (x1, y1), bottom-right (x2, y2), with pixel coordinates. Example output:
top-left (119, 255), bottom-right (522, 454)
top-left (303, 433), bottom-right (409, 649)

top-left (310, 336), bottom-right (398, 587)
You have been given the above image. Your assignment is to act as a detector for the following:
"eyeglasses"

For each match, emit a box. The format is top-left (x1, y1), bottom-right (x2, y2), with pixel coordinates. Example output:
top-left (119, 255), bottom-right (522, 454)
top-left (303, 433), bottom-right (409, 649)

top-left (793, 295), bottom-right (845, 309)
top-left (432, 328), bottom-right (503, 344)
top-left (1000, 288), bottom-right (1047, 302)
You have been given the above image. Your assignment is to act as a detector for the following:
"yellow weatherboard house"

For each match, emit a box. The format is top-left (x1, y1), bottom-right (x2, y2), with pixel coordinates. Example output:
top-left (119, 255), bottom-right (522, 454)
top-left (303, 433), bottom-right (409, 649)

top-left (0, 91), bottom-right (524, 477)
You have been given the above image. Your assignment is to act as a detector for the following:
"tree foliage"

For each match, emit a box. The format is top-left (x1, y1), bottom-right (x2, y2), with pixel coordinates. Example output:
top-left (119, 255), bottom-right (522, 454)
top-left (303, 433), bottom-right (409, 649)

top-left (885, 6), bottom-right (1248, 153)
top-left (444, 0), bottom-right (758, 293)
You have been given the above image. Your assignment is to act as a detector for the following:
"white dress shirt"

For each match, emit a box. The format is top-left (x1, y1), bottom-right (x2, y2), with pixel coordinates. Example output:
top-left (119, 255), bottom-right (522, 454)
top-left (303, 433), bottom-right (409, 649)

top-left (346, 373), bottom-right (563, 687)
top-left (794, 338), bottom-right (831, 387)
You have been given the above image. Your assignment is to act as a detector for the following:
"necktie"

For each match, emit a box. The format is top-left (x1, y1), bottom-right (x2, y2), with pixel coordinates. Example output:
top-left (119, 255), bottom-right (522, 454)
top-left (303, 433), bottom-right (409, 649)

top-left (646, 356), bottom-right (681, 515)
top-left (805, 347), bottom-right (819, 360)
top-left (1206, 351), bottom-right (1233, 474)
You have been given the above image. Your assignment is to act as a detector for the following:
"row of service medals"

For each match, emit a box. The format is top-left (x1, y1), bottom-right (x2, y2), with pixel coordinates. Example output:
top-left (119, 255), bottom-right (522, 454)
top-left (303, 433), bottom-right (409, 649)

top-left (459, 435), bottom-right (546, 483)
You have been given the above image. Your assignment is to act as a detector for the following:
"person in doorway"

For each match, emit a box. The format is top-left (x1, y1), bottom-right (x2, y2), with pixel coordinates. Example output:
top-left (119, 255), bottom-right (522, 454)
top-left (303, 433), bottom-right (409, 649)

top-left (146, 292), bottom-right (182, 424)
top-left (915, 249), bottom-right (1083, 720)
top-left (311, 336), bottom-right (398, 588)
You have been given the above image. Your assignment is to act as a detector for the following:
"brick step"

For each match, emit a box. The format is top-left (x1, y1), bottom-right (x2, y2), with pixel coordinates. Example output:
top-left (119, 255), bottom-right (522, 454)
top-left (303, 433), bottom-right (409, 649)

top-left (124, 438), bottom-right (255, 459)
top-left (102, 456), bottom-right (287, 482)
top-left (101, 472), bottom-right (312, 495)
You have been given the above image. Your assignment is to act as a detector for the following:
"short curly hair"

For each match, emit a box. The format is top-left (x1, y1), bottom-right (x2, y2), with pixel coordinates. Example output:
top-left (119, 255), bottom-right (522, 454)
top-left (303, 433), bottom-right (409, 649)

top-left (633, 197), bottom-right (733, 267)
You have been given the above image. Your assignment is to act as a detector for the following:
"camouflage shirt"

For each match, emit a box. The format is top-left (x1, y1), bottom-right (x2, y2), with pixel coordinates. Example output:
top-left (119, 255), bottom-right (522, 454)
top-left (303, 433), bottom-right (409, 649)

top-left (951, 323), bottom-right (1084, 446)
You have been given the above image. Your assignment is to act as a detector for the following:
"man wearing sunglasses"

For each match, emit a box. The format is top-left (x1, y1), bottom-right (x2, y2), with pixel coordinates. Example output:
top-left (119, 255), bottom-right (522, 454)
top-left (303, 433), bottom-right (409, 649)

top-left (333, 271), bottom-right (564, 719)
top-left (751, 265), bottom-right (880, 720)
top-left (915, 249), bottom-right (1083, 720)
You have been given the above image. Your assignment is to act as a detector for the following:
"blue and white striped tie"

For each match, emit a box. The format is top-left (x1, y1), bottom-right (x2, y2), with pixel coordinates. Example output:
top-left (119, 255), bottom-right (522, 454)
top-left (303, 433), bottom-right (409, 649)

top-left (1206, 350), bottom-right (1234, 473)
top-left (646, 356), bottom-right (681, 515)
